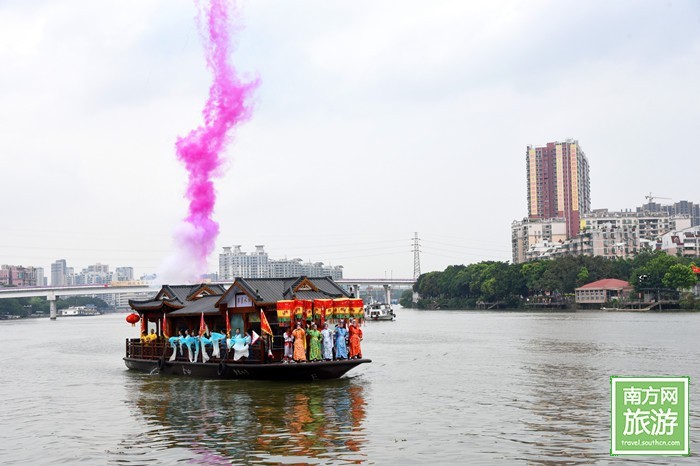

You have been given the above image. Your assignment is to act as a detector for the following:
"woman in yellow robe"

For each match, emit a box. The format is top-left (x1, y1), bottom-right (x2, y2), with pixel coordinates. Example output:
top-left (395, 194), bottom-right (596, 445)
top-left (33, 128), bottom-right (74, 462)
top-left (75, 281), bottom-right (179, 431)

top-left (292, 322), bottom-right (307, 362)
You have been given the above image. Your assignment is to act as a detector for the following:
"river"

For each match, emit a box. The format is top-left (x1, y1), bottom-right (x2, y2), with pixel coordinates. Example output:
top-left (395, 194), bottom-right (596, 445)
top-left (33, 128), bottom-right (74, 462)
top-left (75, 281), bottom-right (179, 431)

top-left (1, 310), bottom-right (698, 464)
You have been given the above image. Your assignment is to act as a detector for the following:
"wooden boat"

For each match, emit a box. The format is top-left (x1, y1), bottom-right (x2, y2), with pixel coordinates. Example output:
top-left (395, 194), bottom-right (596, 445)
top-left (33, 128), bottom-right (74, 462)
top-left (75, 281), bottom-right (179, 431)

top-left (124, 344), bottom-right (370, 381)
top-left (123, 277), bottom-right (371, 380)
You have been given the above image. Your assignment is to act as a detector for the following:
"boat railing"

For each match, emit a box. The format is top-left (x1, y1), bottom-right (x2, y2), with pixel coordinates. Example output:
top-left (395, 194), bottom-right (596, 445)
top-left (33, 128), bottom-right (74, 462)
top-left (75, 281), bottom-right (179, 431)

top-left (125, 338), bottom-right (276, 364)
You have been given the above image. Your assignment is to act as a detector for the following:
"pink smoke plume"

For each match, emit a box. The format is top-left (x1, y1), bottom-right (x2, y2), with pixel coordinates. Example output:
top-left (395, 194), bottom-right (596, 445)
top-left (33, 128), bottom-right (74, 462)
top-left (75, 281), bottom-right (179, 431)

top-left (160, 0), bottom-right (257, 284)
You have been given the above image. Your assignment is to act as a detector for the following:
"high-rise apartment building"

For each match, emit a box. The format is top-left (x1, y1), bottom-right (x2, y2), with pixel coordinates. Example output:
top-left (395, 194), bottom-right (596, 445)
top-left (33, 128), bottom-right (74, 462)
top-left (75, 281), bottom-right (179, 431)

top-left (218, 245), bottom-right (343, 280)
top-left (526, 140), bottom-right (590, 238)
top-left (51, 259), bottom-right (68, 286)
top-left (0, 265), bottom-right (45, 287)
top-left (637, 200), bottom-right (700, 227)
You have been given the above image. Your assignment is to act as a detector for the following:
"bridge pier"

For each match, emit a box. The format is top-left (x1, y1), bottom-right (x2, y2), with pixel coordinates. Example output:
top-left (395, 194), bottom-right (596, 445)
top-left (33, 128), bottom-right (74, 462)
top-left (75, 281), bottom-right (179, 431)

top-left (383, 284), bottom-right (391, 305)
top-left (48, 291), bottom-right (57, 320)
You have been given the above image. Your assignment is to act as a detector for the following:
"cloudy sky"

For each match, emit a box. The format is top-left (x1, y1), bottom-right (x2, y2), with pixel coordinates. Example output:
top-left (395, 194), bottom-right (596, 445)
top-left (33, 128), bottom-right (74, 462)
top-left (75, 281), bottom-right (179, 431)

top-left (1, 0), bottom-right (699, 281)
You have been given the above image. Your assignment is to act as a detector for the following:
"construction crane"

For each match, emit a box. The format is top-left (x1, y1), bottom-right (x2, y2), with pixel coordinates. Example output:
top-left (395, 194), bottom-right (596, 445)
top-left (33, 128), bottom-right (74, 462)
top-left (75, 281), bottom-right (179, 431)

top-left (645, 192), bottom-right (671, 204)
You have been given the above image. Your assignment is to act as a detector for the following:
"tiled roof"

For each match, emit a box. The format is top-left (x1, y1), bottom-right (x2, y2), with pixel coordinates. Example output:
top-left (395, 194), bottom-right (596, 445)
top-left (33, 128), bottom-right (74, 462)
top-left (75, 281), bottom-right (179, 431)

top-left (128, 298), bottom-right (183, 311)
top-left (167, 295), bottom-right (222, 316)
top-left (130, 283), bottom-right (226, 314)
top-left (576, 278), bottom-right (631, 290)
top-left (244, 277), bottom-right (350, 303)
top-left (217, 276), bottom-right (351, 305)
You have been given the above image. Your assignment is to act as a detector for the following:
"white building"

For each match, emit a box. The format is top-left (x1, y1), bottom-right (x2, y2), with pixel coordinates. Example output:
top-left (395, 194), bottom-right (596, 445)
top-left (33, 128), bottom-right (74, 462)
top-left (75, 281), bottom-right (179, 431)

top-left (51, 259), bottom-right (68, 286)
top-left (114, 267), bottom-right (134, 282)
top-left (219, 245), bottom-right (270, 279)
top-left (582, 209), bottom-right (690, 240)
top-left (513, 209), bottom-right (691, 263)
top-left (219, 245), bottom-right (344, 280)
top-left (511, 218), bottom-right (567, 264)
top-left (658, 226), bottom-right (700, 258)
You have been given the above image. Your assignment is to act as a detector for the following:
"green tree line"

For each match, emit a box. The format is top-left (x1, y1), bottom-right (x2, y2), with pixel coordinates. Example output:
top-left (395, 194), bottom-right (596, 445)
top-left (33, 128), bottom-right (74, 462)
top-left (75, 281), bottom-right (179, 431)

top-left (400, 251), bottom-right (699, 310)
top-left (0, 296), bottom-right (110, 318)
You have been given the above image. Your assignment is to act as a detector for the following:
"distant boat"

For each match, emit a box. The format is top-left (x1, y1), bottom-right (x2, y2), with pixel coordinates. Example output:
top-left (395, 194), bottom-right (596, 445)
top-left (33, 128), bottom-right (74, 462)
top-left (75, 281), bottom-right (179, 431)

top-left (364, 302), bottom-right (395, 321)
top-left (59, 306), bottom-right (101, 317)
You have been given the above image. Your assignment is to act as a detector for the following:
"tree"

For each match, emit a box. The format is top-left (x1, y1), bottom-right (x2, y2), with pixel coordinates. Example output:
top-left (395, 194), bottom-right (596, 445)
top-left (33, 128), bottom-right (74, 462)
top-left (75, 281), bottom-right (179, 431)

top-left (415, 272), bottom-right (442, 298)
top-left (662, 264), bottom-right (698, 290)
top-left (399, 289), bottom-right (414, 308)
top-left (631, 252), bottom-right (679, 291)
top-left (0, 299), bottom-right (29, 317)
top-left (576, 267), bottom-right (590, 287)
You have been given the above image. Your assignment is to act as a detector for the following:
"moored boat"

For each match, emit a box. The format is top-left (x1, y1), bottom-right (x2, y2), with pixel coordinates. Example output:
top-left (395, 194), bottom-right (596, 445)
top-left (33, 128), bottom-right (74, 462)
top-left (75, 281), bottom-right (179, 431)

top-left (364, 302), bottom-right (395, 321)
top-left (124, 276), bottom-right (371, 381)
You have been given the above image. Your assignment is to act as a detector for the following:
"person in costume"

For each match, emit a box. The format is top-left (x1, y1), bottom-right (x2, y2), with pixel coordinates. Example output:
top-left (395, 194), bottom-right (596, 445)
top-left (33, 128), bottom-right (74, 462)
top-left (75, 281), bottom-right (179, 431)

top-left (348, 319), bottom-right (363, 359)
top-left (208, 331), bottom-right (227, 358)
top-left (198, 331), bottom-right (211, 363)
top-left (292, 322), bottom-right (307, 362)
top-left (168, 331), bottom-right (183, 361)
top-left (142, 329), bottom-right (157, 343)
top-left (334, 320), bottom-right (349, 360)
top-left (321, 322), bottom-right (334, 361)
top-left (181, 329), bottom-right (196, 363)
top-left (307, 323), bottom-right (322, 361)
top-left (283, 327), bottom-right (294, 363)
top-left (191, 330), bottom-right (202, 362)
top-left (228, 328), bottom-right (251, 361)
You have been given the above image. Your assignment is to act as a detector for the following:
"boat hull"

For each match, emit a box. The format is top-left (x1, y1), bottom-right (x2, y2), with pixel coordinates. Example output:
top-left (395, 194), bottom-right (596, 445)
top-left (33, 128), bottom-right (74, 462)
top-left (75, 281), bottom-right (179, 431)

top-left (124, 357), bottom-right (371, 381)
top-left (370, 315), bottom-right (395, 321)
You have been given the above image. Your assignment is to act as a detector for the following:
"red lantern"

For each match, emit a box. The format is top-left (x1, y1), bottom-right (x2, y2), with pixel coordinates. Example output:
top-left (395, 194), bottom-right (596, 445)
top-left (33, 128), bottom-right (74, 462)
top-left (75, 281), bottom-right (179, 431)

top-left (126, 313), bottom-right (140, 327)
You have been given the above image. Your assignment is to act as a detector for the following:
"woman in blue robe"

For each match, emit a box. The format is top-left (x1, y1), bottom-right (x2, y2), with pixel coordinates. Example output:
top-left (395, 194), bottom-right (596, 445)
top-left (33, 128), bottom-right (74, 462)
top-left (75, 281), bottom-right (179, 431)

top-left (334, 320), bottom-right (349, 360)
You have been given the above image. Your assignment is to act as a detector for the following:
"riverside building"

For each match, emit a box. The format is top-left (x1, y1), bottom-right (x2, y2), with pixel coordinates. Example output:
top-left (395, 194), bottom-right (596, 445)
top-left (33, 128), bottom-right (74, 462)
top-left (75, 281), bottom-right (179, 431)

top-left (511, 209), bottom-right (692, 263)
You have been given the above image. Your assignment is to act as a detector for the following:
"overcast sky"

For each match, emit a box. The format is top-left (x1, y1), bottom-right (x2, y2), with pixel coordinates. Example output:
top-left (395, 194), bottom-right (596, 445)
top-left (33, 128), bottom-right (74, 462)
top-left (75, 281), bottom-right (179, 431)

top-left (1, 0), bottom-right (699, 281)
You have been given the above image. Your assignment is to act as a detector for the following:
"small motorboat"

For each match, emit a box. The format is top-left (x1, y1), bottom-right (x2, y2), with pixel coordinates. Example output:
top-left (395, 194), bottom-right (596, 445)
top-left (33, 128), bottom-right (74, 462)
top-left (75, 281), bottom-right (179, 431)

top-left (364, 302), bottom-right (395, 321)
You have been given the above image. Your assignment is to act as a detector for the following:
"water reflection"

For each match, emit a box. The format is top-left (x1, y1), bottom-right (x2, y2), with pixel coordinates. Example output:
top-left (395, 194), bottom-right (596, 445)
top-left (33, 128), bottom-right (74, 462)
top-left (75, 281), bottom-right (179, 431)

top-left (119, 374), bottom-right (367, 464)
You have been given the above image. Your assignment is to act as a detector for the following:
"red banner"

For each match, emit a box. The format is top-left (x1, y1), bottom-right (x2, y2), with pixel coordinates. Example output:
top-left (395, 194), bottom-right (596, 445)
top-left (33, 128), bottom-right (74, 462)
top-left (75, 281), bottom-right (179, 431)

top-left (276, 300), bottom-right (293, 324)
top-left (350, 298), bottom-right (364, 320)
top-left (199, 312), bottom-right (206, 336)
top-left (333, 298), bottom-right (350, 320)
top-left (260, 309), bottom-right (273, 336)
top-left (314, 298), bottom-right (333, 324)
top-left (692, 265), bottom-right (700, 274)
top-left (303, 299), bottom-right (313, 321)
top-left (162, 312), bottom-right (169, 338)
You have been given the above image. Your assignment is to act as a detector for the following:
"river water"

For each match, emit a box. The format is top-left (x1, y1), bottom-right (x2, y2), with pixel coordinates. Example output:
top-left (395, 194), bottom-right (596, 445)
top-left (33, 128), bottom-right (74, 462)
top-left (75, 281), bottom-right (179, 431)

top-left (1, 310), bottom-right (698, 464)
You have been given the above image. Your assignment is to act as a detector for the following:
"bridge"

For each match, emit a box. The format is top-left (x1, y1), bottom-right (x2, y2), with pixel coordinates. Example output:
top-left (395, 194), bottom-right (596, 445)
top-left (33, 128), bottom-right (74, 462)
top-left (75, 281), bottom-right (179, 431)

top-left (0, 284), bottom-right (154, 320)
top-left (0, 277), bottom-right (415, 319)
top-left (336, 278), bottom-right (415, 305)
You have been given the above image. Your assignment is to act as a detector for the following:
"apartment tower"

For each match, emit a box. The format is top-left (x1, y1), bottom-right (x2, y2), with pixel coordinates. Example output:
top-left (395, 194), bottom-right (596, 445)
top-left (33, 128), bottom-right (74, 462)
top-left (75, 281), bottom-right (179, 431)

top-left (526, 140), bottom-right (590, 238)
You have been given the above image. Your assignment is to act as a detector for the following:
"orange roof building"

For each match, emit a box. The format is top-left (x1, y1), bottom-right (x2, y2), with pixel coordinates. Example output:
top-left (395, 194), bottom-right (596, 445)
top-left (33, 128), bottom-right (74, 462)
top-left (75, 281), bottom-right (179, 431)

top-left (575, 278), bottom-right (633, 305)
